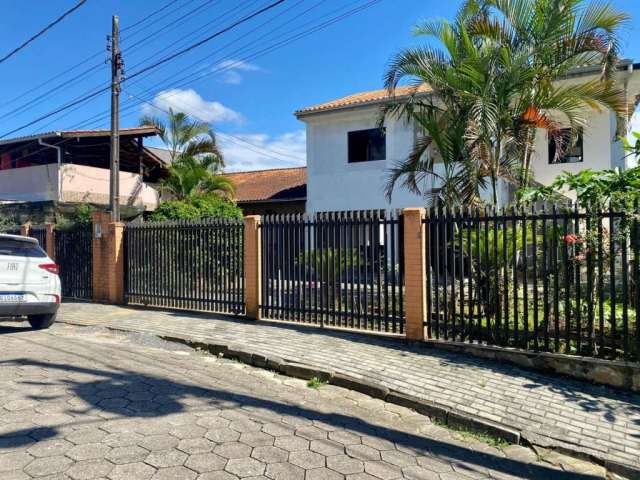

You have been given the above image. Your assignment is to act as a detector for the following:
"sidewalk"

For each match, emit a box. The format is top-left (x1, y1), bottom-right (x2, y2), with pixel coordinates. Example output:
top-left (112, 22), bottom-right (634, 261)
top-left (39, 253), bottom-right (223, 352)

top-left (58, 302), bottom-right (640, 476)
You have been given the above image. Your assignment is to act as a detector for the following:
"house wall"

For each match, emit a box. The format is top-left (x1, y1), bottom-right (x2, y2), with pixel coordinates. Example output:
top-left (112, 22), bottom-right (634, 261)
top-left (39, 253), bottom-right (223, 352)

top-left (0, 164), bottom-right (159, 209)
top-left (301, 105), bottom-right (619, 212)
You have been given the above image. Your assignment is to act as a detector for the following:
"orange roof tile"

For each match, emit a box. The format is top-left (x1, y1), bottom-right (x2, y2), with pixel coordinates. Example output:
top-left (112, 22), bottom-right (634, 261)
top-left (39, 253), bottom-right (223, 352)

top-left (295, 84), bottom-right (432, 116)
top-left (225, 167), bottom-right (306, 203)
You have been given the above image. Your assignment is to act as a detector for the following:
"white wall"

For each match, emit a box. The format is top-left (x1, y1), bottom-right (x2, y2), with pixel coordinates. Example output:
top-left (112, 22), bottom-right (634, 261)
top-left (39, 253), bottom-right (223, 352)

top-left (302, 105), bottom-right (620, 212)
top-left (0, 164), bottom-right (58, 201)
top-left (529, 109), bottom-right (618, 188)
top-left (303, 107), bottom-right (434, 214)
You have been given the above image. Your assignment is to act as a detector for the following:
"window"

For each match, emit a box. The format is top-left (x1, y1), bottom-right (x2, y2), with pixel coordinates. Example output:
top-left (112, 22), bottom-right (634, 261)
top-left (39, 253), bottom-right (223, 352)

top-left (348, 128), bottom-right (386, 163)
top-left (549, 128), bottom-right (583, 164)
top-left (0, 239), bottom-right (46, 258)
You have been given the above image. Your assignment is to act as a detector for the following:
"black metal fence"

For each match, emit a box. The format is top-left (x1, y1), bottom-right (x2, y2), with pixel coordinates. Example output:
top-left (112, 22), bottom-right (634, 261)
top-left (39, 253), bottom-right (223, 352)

top-left (55, 224), bottom-right (93, 299)
top-left (424, 205), bottom-right (640, 360)
top-left (29, 226), bottom-right (47, 252)
top-left (260, 211), bottom-right (405, 333)
top-left (124, 219), bottom-right (244, 315)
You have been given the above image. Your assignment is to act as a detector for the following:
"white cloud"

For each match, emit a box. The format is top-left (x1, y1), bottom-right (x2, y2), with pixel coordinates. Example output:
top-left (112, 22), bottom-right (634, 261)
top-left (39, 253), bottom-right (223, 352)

top-left (142, 88), bottom-right (242, 124)
top-left (219, 130), bottom-right (306, 171)
top-left (215, 59), bottom-right (261, 85)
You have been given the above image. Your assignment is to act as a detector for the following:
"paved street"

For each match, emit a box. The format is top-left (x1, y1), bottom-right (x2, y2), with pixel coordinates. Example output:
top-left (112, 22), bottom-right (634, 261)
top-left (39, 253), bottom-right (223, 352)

top-left (57, 302), bottom-right (640, 475)
top-left (0, 319), bottom-right (610, 480)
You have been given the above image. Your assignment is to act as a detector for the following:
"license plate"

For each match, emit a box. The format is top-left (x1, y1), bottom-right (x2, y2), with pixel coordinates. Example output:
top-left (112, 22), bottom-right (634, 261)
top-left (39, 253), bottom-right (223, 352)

top-left (0, 294), bottom-right (24, 303)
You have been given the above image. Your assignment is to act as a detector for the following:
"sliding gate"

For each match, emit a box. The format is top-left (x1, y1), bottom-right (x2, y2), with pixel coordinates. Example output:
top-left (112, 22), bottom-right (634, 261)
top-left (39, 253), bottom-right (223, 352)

top-left (54, 224), bottom-right (93, 299)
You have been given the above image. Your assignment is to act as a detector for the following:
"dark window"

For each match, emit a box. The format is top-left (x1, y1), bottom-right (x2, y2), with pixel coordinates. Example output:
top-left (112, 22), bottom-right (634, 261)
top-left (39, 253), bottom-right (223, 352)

top-left (348, 128), bottom-right (386, 163)
top-left (549, 128), bottom-right (583, 164)
top-left (0, 239), bottom-right (46, 258)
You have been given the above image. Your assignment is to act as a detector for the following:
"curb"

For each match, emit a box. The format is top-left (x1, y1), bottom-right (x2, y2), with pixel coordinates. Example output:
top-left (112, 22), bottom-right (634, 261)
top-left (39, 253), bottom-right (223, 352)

top-left (60, 320), bottom-right (640, 480)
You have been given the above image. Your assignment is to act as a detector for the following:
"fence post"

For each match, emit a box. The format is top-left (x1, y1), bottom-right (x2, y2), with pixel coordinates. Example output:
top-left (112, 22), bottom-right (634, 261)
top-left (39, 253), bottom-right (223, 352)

top-left (92, 212), bottom-right (125, 304)
top-left (403, 208), bottom-right (427, 340)
top-left (20, 223), bottom-right (30, 236)
top-left (45, 223), bottom-right (55, 260)
top-left (244, 215), bottom-right (262, 320)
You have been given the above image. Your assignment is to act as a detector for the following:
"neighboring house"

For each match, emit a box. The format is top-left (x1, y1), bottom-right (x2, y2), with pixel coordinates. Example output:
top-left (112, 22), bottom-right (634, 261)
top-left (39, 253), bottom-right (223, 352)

top-left (225, 167), bottom-right (306, 215)
top-left (296, 61), bottom-right (640, 213)
top-left (0, 127), bottom-right (168, 222)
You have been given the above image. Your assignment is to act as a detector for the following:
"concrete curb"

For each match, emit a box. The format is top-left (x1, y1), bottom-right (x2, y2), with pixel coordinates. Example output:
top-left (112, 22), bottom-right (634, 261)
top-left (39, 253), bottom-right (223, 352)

top-left (60, 320), bottom-right (640, 479)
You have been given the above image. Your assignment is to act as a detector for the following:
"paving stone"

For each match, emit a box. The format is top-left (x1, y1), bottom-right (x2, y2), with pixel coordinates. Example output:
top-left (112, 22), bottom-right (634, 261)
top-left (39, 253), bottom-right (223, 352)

top-left (0, 452), bottom-right (33, 472)
top-left (66, 429), bottom-right (108, 445)
top-left (265, 462), bottom-right (305, 480)
top-left (178, 438), bottom-right (216, 454)
top-left (206, 429), bottom-right (241, 444)
top-left (326, 456), bottom-right (364, 475)
top-left (66, 459), bottom-right (114, 480)
top-left (145, 449), bottom-right (188, 468)
top-left (230, 420), bottom-right (263, 433)
top-left (170, 425), bottom-right (207, 440)
top-left (274, 436), bottom-right (310, 453)
top-left (139, 435), bottom-right (180, 451)
top-left (151, 466), bottom-right (197, 480)
top-left (345, 445), bottom-right (380, 462)
top-left (27, 439), bottom-right (73, 457)
top-left (262, 424), bottom-right (295, 438)
top-left (214, 442), bottom-right (253, 459)
top-left (362, 460), bottom-right (404, 480)
top-left (400, 466), bottom-right (439, 480)
top-left (289, 451), bottom-right (326, 470)
top-left (379, 451), bottom-right (416, 468)
top-left (305, 467), bottom-right (343, 480)
top-left (360, 437), bottom-right (394, 452)
top-left (104, 432), bottom-right (145, 447)
top-left (197, 417), bottom-right (231, 430)
top-left (67, 443), bottom-right (112, 461)
top-left (240, 432), bottom-right (275, 447)
top-left (108, 460), bottom-right (155, 478)
top-left (184, 452), bottom-right (228, 473)
top-left (252, 446), bottom-right (289, 464)
top-left (225, 457), bottom-right (266, 477)
top-left (295, 427), bottom-right (327, 441)
top-left (106, 445), bottom-right (149, 464)
top-left (310, 440), bottom-right (344, 457)
top-left (24, 455), bottom-right (73, 477)
top-left (198, 471), bottom-right (239, 480)
top-left (328, 432), bottom-right (361, 446)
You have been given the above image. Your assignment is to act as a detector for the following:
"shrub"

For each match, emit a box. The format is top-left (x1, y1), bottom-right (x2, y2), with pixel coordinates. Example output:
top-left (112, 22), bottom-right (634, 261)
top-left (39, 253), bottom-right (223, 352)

top-left (149, 195), bottom-right (242, 222)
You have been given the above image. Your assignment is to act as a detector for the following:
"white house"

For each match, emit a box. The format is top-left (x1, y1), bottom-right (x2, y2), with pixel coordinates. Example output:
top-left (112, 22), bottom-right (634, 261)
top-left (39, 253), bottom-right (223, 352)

top-left (296, 61), bottom-right (640, 214)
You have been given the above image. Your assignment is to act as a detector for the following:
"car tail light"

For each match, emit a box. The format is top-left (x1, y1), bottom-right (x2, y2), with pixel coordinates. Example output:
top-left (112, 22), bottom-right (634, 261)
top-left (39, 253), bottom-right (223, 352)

top-left (53, 294), bottom-right (61, 305)
top-left (39, 263), bottom-right (59, 275)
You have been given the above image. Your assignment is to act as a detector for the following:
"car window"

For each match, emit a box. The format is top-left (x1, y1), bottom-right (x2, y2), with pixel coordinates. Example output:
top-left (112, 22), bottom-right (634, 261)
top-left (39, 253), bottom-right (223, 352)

top-left (0, 239), bottom-right (47, 258)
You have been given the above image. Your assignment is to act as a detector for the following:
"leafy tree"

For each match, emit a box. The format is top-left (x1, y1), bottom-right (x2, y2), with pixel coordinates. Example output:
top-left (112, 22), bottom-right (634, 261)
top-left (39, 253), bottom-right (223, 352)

top-left (383, 0), bottom-right (629, 207)
top-left (140, 109), bottom-right (235, 200)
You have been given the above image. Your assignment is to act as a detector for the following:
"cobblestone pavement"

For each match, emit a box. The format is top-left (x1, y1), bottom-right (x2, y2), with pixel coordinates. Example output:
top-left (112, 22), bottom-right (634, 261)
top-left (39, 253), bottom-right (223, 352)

top-left (57, 303), bottom-right (640, 475)
top-left (0, 321), bottom-right (611, 480)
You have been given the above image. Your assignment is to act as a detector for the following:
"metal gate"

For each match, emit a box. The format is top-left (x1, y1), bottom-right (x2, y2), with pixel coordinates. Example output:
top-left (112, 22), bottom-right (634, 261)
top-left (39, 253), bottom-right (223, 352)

top-left (260, 211), bottom-right (405, 333)
top-left (54, 225), bottom-right (93, 299)
top-left (29, 226), bottom-right (47, 252)
top-left (124, 219), bottom-right (244, 314)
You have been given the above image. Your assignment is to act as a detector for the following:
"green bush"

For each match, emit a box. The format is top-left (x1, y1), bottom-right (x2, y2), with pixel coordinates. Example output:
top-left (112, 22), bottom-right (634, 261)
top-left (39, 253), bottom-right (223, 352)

top-left (149, 195), bottom-right (242, 222)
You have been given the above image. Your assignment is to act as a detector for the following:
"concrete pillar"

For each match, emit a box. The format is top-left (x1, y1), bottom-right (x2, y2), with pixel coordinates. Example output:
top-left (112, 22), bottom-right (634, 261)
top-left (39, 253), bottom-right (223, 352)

top-left (20, 224), bottom-right (30, 237)
top-left (403, 208), bottom-right (427, 340)
top-left (244, 215), bottom-right (262, 320)
top-left (45, 223), bottom-right (55, 260)
top-left (92, 211), bottom-right (125, 304)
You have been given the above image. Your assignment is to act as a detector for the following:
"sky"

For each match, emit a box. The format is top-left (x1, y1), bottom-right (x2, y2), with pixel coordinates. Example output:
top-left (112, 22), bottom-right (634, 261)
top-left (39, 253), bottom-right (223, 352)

top-left (0, 0), bottom-right (638, 172)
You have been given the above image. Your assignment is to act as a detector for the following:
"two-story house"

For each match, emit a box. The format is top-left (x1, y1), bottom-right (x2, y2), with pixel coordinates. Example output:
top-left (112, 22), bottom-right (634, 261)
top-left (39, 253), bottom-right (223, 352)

top-left (296, 62), bottom-right (640, 214)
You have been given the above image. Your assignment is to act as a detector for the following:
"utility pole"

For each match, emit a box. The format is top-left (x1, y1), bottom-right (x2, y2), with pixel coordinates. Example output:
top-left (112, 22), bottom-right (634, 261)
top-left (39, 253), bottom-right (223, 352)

top-left (108, 15), bottom-right (122, 221)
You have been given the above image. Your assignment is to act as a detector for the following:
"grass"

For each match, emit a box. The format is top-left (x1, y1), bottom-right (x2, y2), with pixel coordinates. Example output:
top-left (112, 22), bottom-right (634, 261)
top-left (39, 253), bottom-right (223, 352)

top-left (433, 418), bottom-right (509, 449)
top-left (307, 377), bottom-right (327, 389)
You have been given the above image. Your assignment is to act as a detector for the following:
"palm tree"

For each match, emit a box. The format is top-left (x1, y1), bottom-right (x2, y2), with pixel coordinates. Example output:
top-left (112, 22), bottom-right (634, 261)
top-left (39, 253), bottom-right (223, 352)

top-left (140, 108), bottom-right (234, 200)
top-left (383, 0), bottom-right (629, 207)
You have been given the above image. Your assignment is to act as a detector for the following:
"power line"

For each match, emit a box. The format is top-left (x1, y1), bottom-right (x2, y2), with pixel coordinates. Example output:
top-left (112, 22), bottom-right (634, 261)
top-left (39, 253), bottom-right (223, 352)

top-left (0, 1), bottom-right (88, 65)
top-left (121, 0), bottom-right (181, 33)
top-left (0, 0), bottom-right (287, 140)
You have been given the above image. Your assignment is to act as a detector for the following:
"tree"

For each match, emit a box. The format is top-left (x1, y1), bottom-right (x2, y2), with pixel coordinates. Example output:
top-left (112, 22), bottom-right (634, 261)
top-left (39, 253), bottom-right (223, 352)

top-left (383, 0), bottom-right (629, 207)
top-left (140, 109), bottom-right (235, 200)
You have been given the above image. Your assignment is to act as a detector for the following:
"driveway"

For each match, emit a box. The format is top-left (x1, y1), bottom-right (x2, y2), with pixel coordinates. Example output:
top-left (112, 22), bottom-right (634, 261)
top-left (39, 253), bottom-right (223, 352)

top-left (0, 320), bottom-right (611, 479)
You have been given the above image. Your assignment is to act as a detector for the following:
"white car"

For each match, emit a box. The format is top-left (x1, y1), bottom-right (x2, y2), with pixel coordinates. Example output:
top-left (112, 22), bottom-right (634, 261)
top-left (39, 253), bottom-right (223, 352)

top-left (0, 234), bottom-right (61, 329)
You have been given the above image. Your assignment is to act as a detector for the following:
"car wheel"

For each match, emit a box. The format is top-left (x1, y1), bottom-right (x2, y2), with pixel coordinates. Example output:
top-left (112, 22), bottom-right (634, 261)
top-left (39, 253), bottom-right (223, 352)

top-left (28, 313), bottom-right (57, 330)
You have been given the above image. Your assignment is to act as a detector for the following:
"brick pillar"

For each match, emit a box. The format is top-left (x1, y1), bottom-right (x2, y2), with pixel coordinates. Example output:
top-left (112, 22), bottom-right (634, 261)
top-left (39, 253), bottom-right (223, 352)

top-left (92, 212), bottom-right (125, 304)
top-left (403, 208), bottom-right (427, 340)
top-left (20, 223), bottom-right (30, 236)
top-left (244, 215), bottom-right (262, 320)
top-left (45, 223), bottom-right (55, 260)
